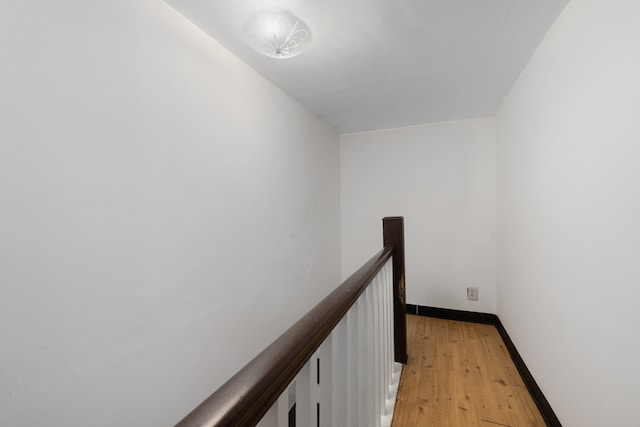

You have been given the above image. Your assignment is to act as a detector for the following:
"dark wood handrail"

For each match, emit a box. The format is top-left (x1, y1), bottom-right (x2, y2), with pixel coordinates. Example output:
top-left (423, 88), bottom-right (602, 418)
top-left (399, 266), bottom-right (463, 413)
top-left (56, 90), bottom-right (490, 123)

top-left (176, 246), bottom-right (393, 427)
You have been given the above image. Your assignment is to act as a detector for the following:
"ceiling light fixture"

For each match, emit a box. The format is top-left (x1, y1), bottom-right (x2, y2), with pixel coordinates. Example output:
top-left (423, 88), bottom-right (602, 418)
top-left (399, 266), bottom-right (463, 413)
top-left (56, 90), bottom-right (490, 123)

top-left (243, 10), bottom-right (312, 59)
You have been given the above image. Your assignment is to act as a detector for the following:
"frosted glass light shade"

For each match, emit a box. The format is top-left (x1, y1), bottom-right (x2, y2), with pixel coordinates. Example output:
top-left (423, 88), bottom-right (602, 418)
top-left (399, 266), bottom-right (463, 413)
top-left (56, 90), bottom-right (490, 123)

top-left (243, 10), bottom-right (312, 59)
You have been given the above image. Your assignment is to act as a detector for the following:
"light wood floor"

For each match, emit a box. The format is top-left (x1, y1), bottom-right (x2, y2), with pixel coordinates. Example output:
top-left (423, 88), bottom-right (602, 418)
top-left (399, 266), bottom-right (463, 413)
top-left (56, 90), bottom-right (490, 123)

top-left (391, 315), bottom-right (545, 427)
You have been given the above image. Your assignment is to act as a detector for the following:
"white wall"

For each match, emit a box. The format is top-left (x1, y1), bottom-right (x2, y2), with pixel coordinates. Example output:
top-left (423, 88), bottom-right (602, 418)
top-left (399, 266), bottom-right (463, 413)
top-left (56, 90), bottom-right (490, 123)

top-left (496, 1), bottom-right (640, 426)
top-left (0, 2), bottom-right (340, 426)
top-left (341, 118), bottom-right (496, 313)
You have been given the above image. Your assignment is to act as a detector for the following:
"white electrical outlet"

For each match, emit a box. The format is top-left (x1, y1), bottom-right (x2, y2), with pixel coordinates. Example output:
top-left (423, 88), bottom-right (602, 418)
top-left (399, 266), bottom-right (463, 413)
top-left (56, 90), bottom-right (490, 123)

top-left (467, 287), bottom-right (479, 301)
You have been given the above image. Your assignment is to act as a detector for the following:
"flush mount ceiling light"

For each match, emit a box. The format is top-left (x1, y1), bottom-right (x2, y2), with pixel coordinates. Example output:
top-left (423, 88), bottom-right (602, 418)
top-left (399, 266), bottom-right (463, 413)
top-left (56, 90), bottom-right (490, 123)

top-left (243, 10), bottom-right (312, 59)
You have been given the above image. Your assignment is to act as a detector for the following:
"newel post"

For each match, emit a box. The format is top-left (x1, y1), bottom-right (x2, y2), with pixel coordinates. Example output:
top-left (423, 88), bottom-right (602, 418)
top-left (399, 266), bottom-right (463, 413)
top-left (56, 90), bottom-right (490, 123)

top-left (383, 216), bottom-right (408, 364)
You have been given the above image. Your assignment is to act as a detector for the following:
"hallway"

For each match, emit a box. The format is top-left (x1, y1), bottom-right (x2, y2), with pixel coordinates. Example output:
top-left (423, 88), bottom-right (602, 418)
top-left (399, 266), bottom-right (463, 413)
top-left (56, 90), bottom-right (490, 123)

top-left (1, 1), bottom-right (637, 425)
top-left (392, 315), bottom-right (545, 427)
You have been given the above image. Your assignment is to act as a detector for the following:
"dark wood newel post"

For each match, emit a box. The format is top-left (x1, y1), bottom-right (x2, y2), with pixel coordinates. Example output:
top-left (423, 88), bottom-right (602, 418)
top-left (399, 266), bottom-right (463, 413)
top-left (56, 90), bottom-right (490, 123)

top-left (383, 216), bottom-right (408, 364)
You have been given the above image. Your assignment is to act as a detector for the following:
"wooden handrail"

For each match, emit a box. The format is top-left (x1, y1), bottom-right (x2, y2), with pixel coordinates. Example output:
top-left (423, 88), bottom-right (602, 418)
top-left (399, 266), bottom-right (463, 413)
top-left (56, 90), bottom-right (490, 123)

top-left (176, 217), bottom-right (406, 427)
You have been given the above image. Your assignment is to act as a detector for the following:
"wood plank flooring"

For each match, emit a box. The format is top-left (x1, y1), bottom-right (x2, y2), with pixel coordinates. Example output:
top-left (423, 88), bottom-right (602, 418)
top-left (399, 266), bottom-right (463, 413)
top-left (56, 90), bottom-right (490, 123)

top-left (391, 315), bottom-right (545, 427)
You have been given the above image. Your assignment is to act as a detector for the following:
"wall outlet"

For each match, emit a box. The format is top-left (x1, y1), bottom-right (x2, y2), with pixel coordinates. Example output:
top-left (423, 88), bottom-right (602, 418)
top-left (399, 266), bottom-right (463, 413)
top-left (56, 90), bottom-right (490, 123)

top-left (467, 287), bottom-right (479, 301)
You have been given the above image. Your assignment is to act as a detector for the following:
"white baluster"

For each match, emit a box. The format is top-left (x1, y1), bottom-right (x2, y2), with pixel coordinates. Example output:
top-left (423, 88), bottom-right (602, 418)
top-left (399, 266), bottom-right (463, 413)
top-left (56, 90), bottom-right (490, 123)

top-left (331, 316), bottom-right (348, 427)
top-left (359, 290), bottom-right (366, 427)
top-left (363, 287), bottom-right (372, 427)
top-left (277, 390), bottom-right (289, 427)
top-left (372, 274), bottom-right (382, 426)
top-left (317, 336), bottom-right (332, 427)
top-left (379, 269), bottom-right (386, 424)
top-left (344, 304), bottom-right (353, 427)
top-left (367, 283), bottom-right (376, 427)
top-left (347, 302), bottom-right (359, 427)
top-left (295, 356), bottom-right (315, 427)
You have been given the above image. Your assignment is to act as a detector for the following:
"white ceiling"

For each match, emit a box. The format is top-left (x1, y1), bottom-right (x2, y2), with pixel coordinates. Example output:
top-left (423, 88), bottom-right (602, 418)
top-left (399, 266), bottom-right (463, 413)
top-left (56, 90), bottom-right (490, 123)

top-left (165, 0), bottom-right (569, 134)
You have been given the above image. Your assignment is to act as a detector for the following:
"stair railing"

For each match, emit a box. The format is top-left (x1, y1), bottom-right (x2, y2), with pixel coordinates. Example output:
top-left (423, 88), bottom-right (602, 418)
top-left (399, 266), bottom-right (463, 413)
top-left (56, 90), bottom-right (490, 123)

top-left (176, 217), bottom-right (407, 427)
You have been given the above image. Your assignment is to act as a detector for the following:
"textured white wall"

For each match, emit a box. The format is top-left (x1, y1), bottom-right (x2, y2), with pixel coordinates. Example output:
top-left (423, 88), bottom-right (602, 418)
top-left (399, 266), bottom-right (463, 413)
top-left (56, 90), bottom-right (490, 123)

top-left (496, 1), bottom-right (640, 426)
top-left (341, 118), bottom-right (496, 313)
top-left (0, 2), bottom-right (340, 426)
